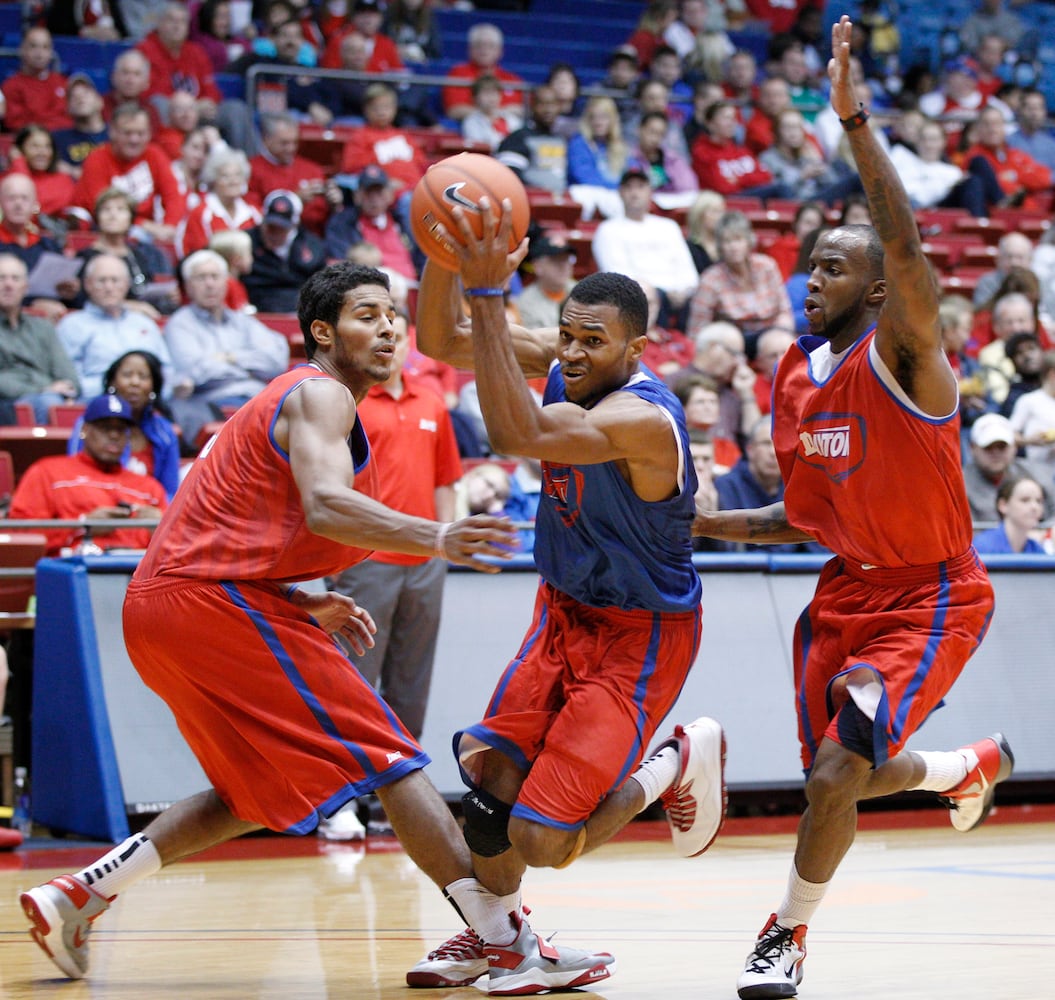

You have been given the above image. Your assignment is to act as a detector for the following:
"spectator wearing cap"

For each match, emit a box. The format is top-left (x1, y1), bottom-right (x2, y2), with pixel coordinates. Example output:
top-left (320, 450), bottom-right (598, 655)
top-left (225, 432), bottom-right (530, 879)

top-left (963, 411), bottom-right (1053, 523)
top-left (244, 190), bottom-right (328, 314)
top-left (8, 392), bottom-right (167, 556)
top-left (441, 23), bottom-right (525, 123)
top-left (592, 165), bottom-right (699, 330)
top-left (249, 112), bottom-right (342, 236)
top-left (919, 57), bottom-right (1011, 149)
top-left (52, 74), bottom-right (109, 180)
top-left (1, 26), bottom-right (72, 133)
top-left (324, 167), bottom-right (422, 281)
top-left (166, 248), bottom-right (290, 448)
top-left (497, 84), bottom-right (569, 195)
top-left (517, 234), bottom-right (577, 330)
top-left (320, 0), bottom-right (405, 73)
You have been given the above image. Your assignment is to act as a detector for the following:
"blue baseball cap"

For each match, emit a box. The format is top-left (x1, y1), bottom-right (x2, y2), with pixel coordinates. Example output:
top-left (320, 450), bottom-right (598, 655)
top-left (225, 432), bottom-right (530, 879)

top-left (83, 393), bottom-right (134, 424)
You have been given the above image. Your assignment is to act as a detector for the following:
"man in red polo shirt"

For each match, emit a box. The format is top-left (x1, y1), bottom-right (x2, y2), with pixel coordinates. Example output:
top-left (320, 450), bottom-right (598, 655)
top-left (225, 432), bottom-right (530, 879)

top-left (321, 0), bottom-right (404, 72)
top-left (1, 26), bottom-right (71, 132)
top-left (74, 104), bottom-right (186, 242)
top-left (962, 104), bottom-right (1053, 211)
top-left (325, 311), bottom-right (461, 748)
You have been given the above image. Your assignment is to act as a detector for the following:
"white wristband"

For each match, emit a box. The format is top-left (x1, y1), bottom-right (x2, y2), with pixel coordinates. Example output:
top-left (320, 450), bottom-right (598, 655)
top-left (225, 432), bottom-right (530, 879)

top-left (435, 522), bottom-right (451, 559)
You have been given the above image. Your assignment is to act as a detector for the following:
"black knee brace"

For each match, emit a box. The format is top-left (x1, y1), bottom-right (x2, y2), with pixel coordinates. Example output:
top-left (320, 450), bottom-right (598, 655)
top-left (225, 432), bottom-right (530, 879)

top-left (461, 787), bottom-right (512, 857)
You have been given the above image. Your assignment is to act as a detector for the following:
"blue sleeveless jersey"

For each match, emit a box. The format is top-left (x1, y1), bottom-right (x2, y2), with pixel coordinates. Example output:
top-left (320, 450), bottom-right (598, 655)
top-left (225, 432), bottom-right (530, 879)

top-left (533, 364), bottom-right (702, 612)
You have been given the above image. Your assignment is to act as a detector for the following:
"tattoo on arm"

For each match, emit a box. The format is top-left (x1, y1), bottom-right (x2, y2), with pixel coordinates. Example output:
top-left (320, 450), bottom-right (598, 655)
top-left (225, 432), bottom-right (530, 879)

top-left (745, 509), bottom-right (790, 539)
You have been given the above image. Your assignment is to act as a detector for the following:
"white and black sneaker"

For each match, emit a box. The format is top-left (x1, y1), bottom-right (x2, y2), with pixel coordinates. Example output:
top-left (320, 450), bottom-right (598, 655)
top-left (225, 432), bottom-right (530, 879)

top-left (737, 913), bottom-right (807, 999)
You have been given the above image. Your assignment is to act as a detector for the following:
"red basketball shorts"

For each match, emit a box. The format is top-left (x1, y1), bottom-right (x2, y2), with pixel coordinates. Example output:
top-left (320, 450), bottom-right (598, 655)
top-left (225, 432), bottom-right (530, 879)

top-left (794, 549), bottom-right (994, 773)
top-left (456, 582), bottom-right (703, 829)
top-left (123, 576), bottom-right (428, 834)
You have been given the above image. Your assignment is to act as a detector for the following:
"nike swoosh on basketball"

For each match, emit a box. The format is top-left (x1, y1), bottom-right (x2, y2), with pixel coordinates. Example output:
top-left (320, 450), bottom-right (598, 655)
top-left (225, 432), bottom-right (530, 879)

top-left (443, 183), bottom-right (481, 212)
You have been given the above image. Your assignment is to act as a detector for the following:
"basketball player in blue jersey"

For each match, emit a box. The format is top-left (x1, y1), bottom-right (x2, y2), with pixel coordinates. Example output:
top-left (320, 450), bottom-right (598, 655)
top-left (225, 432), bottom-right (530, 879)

top-left (409, 229), bottom-right (726, 993)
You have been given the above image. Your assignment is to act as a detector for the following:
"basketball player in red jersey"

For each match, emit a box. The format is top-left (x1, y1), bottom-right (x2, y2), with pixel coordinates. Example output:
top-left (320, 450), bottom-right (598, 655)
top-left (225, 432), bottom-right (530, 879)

top-left (695, 18), bottom-right (1014, 1000)
top-left (19, 262), bottom-right (611, 992)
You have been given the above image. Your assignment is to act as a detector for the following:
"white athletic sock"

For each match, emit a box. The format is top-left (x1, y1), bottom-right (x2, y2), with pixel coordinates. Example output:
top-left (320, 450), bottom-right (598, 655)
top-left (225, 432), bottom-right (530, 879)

top-left (775, 864), bottom-right (828, 928)
top-left (630, 746), bottom-right (680, 810)
top-left (76, 834), bottom-right (162, 900)
top-left (499, 888), bottom-right (522, 918)
top-left (908, 749), bottom-right (971, 792)
top-left (444, 877), bottom-right (517, 946)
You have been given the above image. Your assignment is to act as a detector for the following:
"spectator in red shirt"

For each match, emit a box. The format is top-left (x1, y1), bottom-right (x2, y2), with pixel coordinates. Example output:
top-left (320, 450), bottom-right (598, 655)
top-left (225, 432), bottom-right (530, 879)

top-left (962, 104), bottom-right (1053, 211)
top-left (338, 82), bottom-right (429, 195)
top-left (744, 76), bottom-right (795, 155)
top-left (1, 26), bottom-right (72, 132)
top-left (320, 0), bottom-right (404, 72)
top-left (136, 2), bottom-right (254, 154)
top-left (102, 50), bottom-right (164, 135)
top-left (441, 22), bottom-right (525, 122)
top-left (74, 104), bottom-right (186, 243)
top-left (625, 1), bottom-right (679, 70)
top-left (248, 112), bottom-right (342, 236)
top-left (691, 100), bottom-right (789, 199)
top-left (744, 0), bottom-right (822, 36)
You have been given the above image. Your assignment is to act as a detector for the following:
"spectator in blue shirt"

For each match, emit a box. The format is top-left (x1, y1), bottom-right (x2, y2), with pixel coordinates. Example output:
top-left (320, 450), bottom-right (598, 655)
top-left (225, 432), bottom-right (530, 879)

top-left (973, 473), bottom-right (1048, 553)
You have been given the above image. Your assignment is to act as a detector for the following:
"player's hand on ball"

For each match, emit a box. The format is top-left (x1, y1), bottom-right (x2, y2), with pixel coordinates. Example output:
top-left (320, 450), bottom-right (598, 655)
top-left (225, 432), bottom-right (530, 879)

top-left (451, 197), bottom-right (530, 290)
top-left (292, 589), bottom-right (377, 653)
top-left (442, 514), bottom-right (518, 572)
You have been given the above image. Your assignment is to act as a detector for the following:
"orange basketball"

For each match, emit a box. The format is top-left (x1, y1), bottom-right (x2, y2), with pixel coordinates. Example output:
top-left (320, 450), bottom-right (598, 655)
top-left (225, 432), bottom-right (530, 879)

top-left (409, 153), bottom-right (530, 273)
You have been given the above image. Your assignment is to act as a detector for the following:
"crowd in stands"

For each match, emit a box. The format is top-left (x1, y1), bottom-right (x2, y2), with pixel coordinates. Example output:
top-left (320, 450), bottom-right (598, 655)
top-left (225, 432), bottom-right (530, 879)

top-left (0, 0), bottom-right (1053, 558)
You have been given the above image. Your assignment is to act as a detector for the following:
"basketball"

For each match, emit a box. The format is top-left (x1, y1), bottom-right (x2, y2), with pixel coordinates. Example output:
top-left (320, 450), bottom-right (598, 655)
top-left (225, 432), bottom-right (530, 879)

top-left (409, 153), bottom-right (530, 273)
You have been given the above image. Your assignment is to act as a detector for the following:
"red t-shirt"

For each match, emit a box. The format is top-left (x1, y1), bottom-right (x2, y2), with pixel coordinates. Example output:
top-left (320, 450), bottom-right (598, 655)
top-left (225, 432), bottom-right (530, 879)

top-left (74, 142), bottom-right (186, 226)
top-left (248, 153), bottom-right (330, 235)
top-left (136, 32), bottom-right (223, 103)
top-left (9, 450), bottom-right (167, 556)
top-left (321, 29), bottom-right (404, 72)
top-left (691, 133), bottom-right (774, 195)
top-left (354, 374), bottom-right (461, 566)
top-left (442, 63), bottom-right (524, 115)
top-left (339, 125), bottom-right (429, 192)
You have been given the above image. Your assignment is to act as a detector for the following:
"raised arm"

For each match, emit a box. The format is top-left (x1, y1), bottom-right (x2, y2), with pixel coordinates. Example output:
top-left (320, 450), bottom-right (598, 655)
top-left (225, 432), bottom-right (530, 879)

top-left (829, 16), bottom-right (951, 413)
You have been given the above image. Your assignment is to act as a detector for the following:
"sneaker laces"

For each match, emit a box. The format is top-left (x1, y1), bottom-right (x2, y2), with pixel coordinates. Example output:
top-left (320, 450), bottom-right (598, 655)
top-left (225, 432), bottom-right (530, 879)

top-left (660, 781), bottom-right (697, 832)
top-left (745, 924), bottom-right (797, 975)
top-left (426, 927), bottom-right (484, 961)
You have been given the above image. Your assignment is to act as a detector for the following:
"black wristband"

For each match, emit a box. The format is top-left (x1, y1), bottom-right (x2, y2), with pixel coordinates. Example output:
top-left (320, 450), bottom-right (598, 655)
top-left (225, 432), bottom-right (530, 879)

top-left (840, 105), bottom-right (870, 132)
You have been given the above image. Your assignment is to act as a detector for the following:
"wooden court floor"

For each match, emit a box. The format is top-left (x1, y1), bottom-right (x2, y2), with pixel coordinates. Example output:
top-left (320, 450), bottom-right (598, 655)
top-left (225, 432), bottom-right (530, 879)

top-left (0, 809), bottom-right (1052, 1000)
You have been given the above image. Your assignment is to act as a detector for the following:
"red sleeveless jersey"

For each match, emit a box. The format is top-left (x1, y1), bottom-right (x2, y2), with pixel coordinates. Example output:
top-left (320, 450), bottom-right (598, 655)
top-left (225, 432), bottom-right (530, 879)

top-left (773, 330), bottom-right (973, 568)
top-left (136, 366), bottom-right (378, 584)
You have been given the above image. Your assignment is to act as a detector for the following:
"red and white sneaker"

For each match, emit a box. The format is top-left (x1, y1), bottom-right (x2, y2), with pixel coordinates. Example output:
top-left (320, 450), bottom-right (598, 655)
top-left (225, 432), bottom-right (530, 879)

top-left (737, 913), bottom-right (807, 999)
top-left (21, 875), bottom-right (110, 979)
top-left (659, 716), bottom-right (727, 857)
top-left (940, 733), bottom-right (1015, 832)
top-left (485, 911), bottom-right (615, 996)
top-left (406, 926), bottom-right (488, 987)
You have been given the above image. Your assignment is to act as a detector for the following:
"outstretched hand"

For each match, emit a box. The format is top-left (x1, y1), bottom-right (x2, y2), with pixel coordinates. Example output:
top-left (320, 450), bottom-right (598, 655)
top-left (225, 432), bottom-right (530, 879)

top-left (440, 513), bottom-right (519, 573)
top-left (291, 589), bottom-right (377, 656)
top-left (828, 15), bottom-right (860, 122)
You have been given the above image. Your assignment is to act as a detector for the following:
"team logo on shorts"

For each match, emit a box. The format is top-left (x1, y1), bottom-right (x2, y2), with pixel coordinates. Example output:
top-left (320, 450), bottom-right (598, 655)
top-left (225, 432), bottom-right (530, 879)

top-left (795, 412), bottom-right (866, 481)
